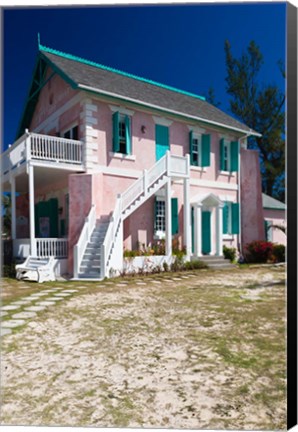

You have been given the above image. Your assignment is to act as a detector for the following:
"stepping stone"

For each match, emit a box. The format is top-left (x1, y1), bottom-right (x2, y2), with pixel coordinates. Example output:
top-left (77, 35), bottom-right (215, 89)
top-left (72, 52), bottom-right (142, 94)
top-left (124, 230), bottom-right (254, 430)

top-left (1, 305), bottom-right (20, 311)
top-left (53, 293), bottom-right (71, 297)
top-left (62, 290), bottom-right (78, 293)
top-left (0, 328), bottom-right (12, 336)
top-left (181, 276), bottom-right (190, 279)
top-left (136, 282), bottom-right (147, 285)
top-left (24, 306), bottom-right (47, 312)
top-left (12, 311), bottom-right (37, 319)
top-left (163, 279), bottom-right (174, 282)
top-left (36, 301), bottom-right (55, 307)
top-left (151, 280), bottom-right (161, 284)
top-left (44, 297), bottom-right (63, 302)
top-left (0, 311), bottom-right (8, 317)
top-left (1, 319), bottom-right (26, 328)
top-left (39, 289), bottom-right (59, 294)
top-left (13, 300), bottom-right (34, 305)
top-left (29, 293), bottom-right (49, 297)
top-left (172, 277), bottom-right (183, 281)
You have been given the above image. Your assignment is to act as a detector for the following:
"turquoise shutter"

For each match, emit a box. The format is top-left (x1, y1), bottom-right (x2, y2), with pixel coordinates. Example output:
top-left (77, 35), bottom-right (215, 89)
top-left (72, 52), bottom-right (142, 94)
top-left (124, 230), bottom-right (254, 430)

top-left (156, 125), bottom-right (169, 160)
top-left (222, 202), bottom-right (229, 234)
top-left (171, 198), bottom-right (179, 235)
top-left (220, 138), bottom-right (225, 171)
top-left (202, 134), bottom-right (211, 167)
top-left (230, 141), bottom-right (239, 172)
top-left (125, 115), bottom-right (131, 155)
top-left (189, 131), bottom-right (194, 165)
top-left (112, 111), bottom-right (120, 152)
top-left (231, 202), bottom-right (240, 234)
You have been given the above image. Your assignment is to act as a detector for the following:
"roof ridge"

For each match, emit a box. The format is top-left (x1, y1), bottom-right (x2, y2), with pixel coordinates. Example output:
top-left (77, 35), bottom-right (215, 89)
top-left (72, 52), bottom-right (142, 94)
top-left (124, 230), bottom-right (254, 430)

top-left (39, 43), bottom-right (206, 102)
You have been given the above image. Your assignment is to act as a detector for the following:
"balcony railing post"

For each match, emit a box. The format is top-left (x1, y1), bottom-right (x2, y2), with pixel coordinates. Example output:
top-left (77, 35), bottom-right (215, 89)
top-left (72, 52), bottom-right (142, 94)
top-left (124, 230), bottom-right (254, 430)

top-left (25, 129), bottom-right (31, 162)
top-left (166, 150), bottom-right (171, 175)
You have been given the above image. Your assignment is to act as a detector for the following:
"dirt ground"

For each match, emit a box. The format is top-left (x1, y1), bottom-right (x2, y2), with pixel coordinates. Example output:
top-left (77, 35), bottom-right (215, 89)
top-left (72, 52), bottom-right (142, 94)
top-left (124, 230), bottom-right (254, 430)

top-left (0, 265), bottom-right (286, 429)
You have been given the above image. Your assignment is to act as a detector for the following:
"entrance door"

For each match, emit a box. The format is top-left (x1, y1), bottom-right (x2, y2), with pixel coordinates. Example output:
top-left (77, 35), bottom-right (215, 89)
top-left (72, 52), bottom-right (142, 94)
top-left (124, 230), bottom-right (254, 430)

top-left (201, 210), bottom-right (211, 255)
top-left (155, 124), bottom-right (169, 160)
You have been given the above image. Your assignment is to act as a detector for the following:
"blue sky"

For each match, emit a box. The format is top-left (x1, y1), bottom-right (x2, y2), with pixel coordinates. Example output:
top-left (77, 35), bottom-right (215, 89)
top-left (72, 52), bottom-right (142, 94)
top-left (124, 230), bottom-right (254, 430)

top-left (3, 3), bottom-right (286, 149)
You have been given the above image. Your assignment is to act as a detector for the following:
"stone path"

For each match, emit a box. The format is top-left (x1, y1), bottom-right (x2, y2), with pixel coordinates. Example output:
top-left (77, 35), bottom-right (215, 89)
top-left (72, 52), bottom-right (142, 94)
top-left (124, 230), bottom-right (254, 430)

top-left (1, 274), bottom-right (197, 337)
top-left (1, 286), bottom-right (79, 337)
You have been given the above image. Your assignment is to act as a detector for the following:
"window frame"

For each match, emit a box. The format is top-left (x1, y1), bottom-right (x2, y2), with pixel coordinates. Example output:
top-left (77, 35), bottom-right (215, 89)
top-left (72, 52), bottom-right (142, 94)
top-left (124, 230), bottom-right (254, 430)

top-left (62, 124), bottom-right (79, 141)
top-left (191, 133), bottom-right (202, 167)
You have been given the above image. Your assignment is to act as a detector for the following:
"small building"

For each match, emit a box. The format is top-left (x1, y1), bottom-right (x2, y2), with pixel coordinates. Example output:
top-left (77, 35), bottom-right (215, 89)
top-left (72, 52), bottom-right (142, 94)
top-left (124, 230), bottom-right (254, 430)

top-left (263, 193), bottom-right (286, 245)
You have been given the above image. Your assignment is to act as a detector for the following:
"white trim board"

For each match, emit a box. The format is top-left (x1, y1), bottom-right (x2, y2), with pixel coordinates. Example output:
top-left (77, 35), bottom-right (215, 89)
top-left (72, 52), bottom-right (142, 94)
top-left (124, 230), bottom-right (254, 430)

top-left (174, 178), bottom-right (238, 191)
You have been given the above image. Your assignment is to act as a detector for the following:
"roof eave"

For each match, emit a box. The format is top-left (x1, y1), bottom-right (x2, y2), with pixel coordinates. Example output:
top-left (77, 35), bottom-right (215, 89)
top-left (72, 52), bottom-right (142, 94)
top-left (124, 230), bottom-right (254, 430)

top-left (78, 83), bottom-right (260, 137)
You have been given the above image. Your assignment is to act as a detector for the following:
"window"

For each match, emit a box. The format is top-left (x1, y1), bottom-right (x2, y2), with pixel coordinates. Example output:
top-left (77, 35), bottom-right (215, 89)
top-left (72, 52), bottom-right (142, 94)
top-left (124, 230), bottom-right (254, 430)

top-left (189, 132), bottom-right (210, 167)
top-left (113, 111), bottom-right (131, 155)
top-left (63, 125), bottom-right (79, 140)
top-left (223, 201), bottom-right (239, 235)
top-left (154, 197), bottom-right (179, 236)
top-left (220, 139), bottom-right (239, 172)
top-left (155, 200), bottom-right (166, 232)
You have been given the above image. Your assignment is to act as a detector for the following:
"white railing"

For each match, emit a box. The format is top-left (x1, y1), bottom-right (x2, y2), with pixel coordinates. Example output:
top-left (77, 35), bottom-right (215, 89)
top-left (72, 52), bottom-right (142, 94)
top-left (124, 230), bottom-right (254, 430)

top-left (1, 131), bottom-right (83, 176)
top-left (73, 205), bottom-right (96, 278)
top-left (30, 133), bottom-right (82, 164)
top-left (169, 154), bottom-right (189, 176)
top-left (101, 195), bottom-right (122, 278)
top-left (121, 176), bottom-right (144, 211)
top-left (147, 154), bottom-right (167, 187)
top-left (36, 238), bottom-right (68, 258)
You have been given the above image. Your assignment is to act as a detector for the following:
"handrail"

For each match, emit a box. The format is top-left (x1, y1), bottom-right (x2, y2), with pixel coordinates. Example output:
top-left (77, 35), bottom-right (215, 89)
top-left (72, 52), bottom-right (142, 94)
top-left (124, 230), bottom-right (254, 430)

top-left (73, 205), bottom-right (96, 278)
top-left (101, 195), bottom-right (122, 278)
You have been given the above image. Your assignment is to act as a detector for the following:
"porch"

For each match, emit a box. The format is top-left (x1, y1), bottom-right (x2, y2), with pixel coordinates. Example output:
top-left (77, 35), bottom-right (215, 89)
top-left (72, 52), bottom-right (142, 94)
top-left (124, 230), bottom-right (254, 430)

top-left (1, 130), bottom-right (84, 261)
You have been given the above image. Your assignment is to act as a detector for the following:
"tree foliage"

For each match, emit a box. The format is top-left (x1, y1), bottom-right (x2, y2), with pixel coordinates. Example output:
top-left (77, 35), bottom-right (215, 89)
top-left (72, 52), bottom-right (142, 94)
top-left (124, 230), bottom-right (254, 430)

top-left (224, 40), bottom-right (285, 202)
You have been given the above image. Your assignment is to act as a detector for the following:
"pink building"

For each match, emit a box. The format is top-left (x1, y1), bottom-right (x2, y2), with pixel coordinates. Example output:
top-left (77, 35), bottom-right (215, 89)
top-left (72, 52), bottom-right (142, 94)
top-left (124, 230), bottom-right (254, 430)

top-left (263, 193), bottom-right (286, 245)
top-left (2, 44), bottom-right (266, 279)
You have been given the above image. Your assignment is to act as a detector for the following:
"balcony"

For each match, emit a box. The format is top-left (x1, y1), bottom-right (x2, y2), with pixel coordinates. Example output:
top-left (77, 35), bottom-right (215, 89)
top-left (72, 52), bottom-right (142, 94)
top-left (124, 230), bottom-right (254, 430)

top-left (2, 131), bottom-right (84, 177)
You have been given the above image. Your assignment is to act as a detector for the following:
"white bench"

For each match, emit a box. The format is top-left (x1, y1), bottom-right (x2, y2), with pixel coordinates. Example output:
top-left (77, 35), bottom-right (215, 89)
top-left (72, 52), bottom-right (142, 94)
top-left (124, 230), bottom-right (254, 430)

top-left (15, 256), bottom-right (56, 283)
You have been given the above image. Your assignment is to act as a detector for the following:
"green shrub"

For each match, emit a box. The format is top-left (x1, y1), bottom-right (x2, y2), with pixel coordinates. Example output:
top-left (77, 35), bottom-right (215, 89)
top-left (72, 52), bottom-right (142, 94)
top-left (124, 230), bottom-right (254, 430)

top-left (184, 260), bottom-right (208, 270)
top-left (163, 262), bottom-right (169, 272)
top-left (245, 240), bottom-right (274, 263)
top-left (223, 245), bottom-right (237, 262)
top-left (272, 244), bottom-right (285, 262)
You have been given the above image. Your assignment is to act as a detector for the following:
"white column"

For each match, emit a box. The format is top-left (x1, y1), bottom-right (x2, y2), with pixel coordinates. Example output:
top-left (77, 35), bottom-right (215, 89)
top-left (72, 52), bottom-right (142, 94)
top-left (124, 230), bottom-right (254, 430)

top-left (183, 178), bottom-right (191, 257)
top-left (216, 204), bottom-right (224, 256)
top-left (165, 179), bottom-right (172, 256)
top-left (210, 207), bottom-right (216, 255)
top-left (10, 176), bottom-right (16, 240)
top-left (194, 204), bottom-right (202, 257)
top-left (28, 163), bottom-right (36, 256)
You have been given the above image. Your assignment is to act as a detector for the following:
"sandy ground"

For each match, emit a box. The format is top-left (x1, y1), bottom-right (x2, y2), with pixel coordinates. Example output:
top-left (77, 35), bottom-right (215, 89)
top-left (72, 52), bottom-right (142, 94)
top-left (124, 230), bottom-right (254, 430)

top-left (0, 266), bottom-right (286, 429)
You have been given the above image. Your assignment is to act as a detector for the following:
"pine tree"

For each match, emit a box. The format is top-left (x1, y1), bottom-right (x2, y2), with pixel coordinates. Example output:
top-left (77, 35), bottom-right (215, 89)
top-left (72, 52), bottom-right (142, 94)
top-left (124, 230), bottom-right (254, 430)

top-left (224, 40), bottom-right (285, 202)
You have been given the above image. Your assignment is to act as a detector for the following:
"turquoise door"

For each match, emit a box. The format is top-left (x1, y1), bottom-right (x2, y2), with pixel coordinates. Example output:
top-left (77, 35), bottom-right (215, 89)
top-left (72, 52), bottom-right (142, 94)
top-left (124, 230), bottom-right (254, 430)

top-left (202, 211), bottom-right (211, 255)
top-left (155, 124), bottom-right (169, 160)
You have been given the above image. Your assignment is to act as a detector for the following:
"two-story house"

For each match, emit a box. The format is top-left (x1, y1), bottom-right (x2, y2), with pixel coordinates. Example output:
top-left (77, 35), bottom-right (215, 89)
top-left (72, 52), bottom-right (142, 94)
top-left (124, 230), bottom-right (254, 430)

top-left (1, 43), bottom-right (264, 280)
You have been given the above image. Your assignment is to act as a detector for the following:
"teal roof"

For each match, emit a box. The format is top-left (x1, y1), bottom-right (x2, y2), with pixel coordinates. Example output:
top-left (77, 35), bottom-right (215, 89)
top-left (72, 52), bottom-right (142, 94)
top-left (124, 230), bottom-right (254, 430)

top-left (262, 193), bottom-right (286, 210)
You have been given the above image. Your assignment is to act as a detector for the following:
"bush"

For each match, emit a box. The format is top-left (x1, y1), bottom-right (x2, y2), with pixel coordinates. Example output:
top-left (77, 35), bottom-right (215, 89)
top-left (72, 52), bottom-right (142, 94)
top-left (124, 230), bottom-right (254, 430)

top-left (245, 240), bottom-right (274, 263)
top-left (272, 244), bottom-right (285, 262)
top-left (184, 260), bottom-right (208, 270)
top-left (223, 245), bottom-right (237, 262)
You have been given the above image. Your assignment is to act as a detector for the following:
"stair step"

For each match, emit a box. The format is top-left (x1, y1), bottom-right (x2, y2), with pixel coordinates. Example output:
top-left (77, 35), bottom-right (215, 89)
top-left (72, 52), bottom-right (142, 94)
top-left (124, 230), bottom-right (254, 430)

top-left (78, 273), bottom-right (101, 279)
top-left (81, 259), bottom-right (101, 266)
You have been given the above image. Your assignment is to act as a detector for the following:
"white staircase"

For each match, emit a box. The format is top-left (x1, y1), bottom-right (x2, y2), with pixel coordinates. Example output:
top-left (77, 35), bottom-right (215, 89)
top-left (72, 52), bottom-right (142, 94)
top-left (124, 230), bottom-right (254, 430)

top-left (73, 151), bottom-right (190, 280)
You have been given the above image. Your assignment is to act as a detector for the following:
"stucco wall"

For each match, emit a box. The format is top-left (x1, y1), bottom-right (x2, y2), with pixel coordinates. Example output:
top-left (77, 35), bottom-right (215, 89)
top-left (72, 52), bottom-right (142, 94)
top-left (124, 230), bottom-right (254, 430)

top-left (240, 148), bottom-right (265, 248)
top-left (264, 208), bottom-right (286, 245)
top-left (68, 174), bottom-right (93, 273)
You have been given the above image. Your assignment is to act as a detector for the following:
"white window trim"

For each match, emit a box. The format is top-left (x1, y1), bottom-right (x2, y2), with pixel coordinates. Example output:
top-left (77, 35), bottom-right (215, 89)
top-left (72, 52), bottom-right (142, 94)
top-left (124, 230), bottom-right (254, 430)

top-left (61, 123), bottom-right (79, 139)
top-left (219, 170), bottom-right (235, 176)
top-left (109, 105), bottom-right (134, 116)
top-left (152, 116), bottom-right (173, 127)
top-left (109, 152), bottom-right (136, 161)
top-left (190, 166), bottom-right (207, 173)
top-left (187, 125), bottom-right (206, 134)
top-left (154, 198), bottom-right (166, 239)
top-left (191, 132), bottom-right (202, 168)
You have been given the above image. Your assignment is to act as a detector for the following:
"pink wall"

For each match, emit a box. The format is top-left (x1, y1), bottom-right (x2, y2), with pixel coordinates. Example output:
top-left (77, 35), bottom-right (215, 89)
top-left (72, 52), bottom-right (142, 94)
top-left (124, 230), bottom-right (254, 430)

top-left (240, 148), bottom-right (265, 248)
top-left (68, 174), bottom-right (93, 273)
top-left (264, 208), bottom-right (286, 245)
top-left (29, 66), bottom-right (83, 137)
top-left (89, 99), bottom-right (238, 186)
